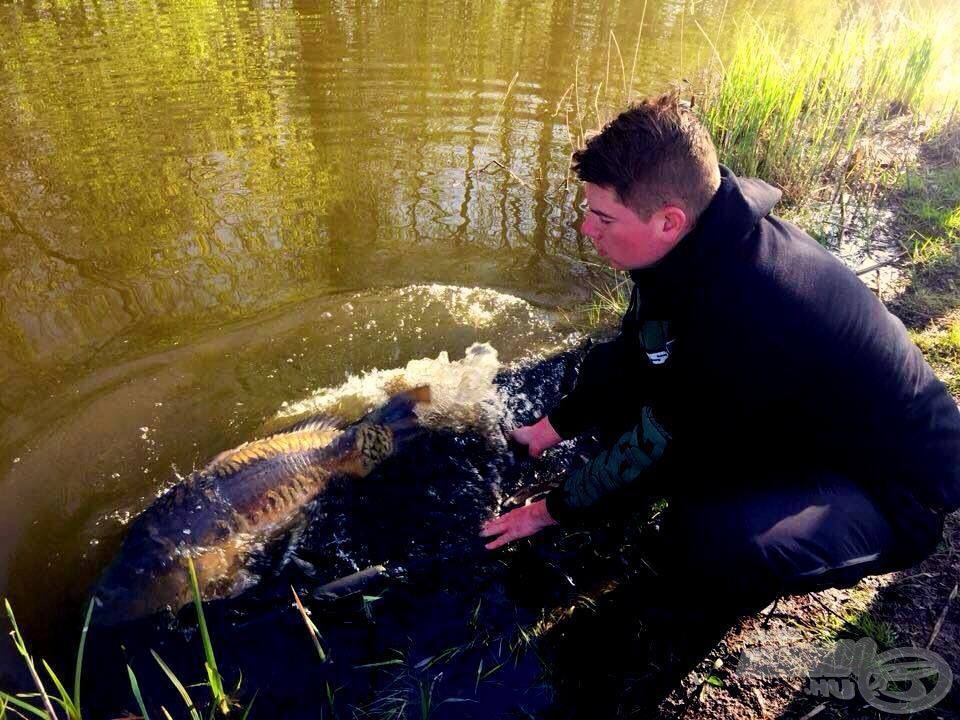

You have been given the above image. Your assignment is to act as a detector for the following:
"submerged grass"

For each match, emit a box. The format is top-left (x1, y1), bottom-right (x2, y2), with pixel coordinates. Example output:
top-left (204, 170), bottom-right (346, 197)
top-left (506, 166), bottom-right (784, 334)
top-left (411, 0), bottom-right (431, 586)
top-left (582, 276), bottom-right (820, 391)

top-left (1, 557), bottom-right (255, 719)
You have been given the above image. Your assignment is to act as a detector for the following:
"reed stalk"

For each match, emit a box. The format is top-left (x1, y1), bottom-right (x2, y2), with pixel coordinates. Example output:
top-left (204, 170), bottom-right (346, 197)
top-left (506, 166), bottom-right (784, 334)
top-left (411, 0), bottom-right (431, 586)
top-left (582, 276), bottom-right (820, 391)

top-left (697, 6), bottom-right (949, 203)
top-left (185, 557), bottom-right (229, 715)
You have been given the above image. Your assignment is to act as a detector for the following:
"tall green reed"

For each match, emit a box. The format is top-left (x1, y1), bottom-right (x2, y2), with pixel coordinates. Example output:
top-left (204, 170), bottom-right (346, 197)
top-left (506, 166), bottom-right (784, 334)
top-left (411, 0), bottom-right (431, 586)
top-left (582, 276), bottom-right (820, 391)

top-left (697, 6), bottom-right (948, 203)
top-left (185, 556), bottom-right (229, 715)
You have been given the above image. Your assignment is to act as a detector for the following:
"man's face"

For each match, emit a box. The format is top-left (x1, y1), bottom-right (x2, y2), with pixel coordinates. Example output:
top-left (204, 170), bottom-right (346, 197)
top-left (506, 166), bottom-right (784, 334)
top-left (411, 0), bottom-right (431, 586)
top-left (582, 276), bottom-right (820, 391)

top-left (580, 182), bottom-right (685, 270)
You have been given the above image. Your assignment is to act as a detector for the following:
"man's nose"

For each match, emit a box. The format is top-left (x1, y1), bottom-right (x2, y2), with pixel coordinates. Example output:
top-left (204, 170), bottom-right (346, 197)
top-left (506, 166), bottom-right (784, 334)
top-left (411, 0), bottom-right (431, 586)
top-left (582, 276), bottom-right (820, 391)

top-left (581, 214), bottom-right (597, 239)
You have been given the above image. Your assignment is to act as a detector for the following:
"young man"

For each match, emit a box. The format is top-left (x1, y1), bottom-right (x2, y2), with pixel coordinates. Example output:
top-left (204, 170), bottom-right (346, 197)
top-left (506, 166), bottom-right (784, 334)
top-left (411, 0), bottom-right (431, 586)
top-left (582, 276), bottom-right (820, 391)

top-left (480, 93), bottom-right (960, 615)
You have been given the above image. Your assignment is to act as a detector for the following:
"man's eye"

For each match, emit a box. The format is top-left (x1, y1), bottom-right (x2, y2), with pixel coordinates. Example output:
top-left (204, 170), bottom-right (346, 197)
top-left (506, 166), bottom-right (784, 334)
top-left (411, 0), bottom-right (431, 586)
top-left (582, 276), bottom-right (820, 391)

top-left (598, 217), bottom-right (612, 225)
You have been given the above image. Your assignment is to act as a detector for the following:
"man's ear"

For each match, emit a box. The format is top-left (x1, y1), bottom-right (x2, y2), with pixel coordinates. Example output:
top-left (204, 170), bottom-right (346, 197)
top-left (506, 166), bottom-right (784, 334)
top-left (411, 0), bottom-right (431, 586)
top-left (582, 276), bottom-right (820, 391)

top-left (660, 206), bottom-right (687, 236)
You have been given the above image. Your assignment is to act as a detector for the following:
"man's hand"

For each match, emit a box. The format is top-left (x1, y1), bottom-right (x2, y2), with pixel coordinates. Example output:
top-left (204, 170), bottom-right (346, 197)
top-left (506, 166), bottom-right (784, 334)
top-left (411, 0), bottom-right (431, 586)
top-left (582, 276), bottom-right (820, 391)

top-left (512, 416), bottom-right (562, 458)
top-left (480, 499), bottom-right (558, 550)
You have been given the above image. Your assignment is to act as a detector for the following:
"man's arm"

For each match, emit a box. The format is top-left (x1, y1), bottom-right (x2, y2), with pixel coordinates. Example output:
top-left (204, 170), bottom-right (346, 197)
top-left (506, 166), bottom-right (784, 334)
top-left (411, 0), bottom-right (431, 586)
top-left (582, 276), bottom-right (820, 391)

top-left (482, 406), bottom-right (673, 548)
top-left (546, 334), bottom-right (636, 439)
top-left (545, 406), bottom-right (672, 524)
top-left (510, 331), bottom-right (640, 457)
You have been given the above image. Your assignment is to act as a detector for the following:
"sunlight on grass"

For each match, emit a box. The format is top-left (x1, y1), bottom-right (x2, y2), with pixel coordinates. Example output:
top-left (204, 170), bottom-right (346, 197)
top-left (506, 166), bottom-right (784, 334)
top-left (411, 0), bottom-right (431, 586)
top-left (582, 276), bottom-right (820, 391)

top-left (698, 4), bottom-right (957, 204)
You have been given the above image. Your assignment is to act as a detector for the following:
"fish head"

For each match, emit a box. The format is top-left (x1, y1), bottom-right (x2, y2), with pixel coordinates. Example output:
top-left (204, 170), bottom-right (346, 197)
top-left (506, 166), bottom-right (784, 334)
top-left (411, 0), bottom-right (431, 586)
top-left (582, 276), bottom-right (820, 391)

top-left (92, 547), bottom-right (192, 625)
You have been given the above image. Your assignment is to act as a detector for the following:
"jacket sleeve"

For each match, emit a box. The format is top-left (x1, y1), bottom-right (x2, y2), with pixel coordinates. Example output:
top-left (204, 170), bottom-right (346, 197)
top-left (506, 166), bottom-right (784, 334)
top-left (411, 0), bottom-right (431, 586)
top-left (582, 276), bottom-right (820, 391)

top-left (545, 406), bottom-right (673, 524)
top-left (547, 334), bottom-right (635, 439)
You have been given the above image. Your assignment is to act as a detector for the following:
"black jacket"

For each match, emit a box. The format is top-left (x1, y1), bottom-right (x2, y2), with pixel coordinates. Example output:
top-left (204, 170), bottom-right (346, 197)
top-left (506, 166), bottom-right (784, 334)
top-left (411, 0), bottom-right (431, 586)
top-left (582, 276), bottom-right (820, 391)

top-left (546, 167), bottom-right (960, 562)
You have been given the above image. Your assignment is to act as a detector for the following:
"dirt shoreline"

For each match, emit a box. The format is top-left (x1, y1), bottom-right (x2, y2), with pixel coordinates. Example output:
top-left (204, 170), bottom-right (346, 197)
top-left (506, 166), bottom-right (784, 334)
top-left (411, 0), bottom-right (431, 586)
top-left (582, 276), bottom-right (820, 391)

top-left (652, 515), bottom-right (960, 719)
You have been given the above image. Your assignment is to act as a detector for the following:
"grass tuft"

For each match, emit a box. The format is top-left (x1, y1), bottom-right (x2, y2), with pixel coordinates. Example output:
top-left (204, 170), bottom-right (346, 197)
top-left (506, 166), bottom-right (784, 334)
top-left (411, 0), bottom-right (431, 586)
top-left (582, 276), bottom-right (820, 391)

top-left (697, 7), bottom-right (953, 204)
top-left (911, 312), bottom-right (960, 396)
top-left (585, 275), bottom-right (631, 328)
top-left (3, 599), bottom-right (60, 720)
top-left (899, 165), bottom-right (960, 261)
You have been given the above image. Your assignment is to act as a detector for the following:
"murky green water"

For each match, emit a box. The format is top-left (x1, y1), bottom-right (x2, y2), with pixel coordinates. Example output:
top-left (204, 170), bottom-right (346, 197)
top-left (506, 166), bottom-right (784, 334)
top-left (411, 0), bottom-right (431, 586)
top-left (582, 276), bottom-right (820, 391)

top-left (0, 0), bottom-right (837, 675)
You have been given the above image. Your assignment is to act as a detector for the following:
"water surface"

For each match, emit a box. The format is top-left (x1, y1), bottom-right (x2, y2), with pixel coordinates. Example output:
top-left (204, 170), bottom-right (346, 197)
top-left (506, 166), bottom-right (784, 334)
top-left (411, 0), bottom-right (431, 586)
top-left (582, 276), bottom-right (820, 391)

top-left (0, 0), bottom-right (841, 684)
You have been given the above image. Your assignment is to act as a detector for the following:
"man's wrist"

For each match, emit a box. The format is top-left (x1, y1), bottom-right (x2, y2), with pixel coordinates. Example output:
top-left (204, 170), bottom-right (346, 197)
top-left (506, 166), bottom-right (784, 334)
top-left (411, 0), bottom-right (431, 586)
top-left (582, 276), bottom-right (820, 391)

top-left (533, 416), bottom-right (562, 448)
top-left (544, 486), bottom-right (581, 526)
top-left (533, 498), bottom-right (558, 526)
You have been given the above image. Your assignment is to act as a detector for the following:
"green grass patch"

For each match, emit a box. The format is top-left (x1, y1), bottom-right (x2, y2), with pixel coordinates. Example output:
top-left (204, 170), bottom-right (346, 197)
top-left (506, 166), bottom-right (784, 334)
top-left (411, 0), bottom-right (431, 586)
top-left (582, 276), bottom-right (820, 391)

top-left (911, 311), bottom-right (960, 396)
top-left (898, 165), bottom-right (960, 262)
top-left (825, 608), bottom-right (900, 649)
top-left (813, 592), bottom-right (899, 650)
top-left (697, 6), bottom-right (956, 204)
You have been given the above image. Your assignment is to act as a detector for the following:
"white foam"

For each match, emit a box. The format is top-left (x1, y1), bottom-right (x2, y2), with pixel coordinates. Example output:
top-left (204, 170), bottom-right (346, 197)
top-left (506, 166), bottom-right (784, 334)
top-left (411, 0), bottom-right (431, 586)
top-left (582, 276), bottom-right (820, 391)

top-left (277, 342), bottom-right (505, 438)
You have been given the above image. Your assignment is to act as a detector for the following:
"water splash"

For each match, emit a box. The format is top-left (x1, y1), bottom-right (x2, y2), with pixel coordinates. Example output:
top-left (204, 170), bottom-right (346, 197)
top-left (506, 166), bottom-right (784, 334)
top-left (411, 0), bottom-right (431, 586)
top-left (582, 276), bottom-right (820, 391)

top-left (275, 342), bottom-right (505, 439)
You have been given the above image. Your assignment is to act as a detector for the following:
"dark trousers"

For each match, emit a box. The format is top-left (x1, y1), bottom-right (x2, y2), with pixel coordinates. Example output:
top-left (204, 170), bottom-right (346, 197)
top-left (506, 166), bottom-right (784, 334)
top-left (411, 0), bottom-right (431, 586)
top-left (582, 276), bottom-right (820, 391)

top-left (544, 467), bottom-right (923, 718)
top-left (648, 470), bottom-right (906, 615)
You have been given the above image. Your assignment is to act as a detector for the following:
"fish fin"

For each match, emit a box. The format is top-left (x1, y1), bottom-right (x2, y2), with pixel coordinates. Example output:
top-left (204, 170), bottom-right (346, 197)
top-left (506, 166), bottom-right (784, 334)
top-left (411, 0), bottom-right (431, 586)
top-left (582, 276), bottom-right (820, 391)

top-left (269, 412), bottom-right (347, 436)
top-left (208, 441), bottom-right (251, 468)
top-left (279, 510), bottom-right (311, 571)
top-left (290, 555), bottom-right (318, 578)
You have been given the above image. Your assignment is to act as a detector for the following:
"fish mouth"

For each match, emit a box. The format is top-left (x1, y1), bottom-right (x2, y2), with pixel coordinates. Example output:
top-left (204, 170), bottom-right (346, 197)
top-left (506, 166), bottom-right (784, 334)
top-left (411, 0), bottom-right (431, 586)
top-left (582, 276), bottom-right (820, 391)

top-left (89, 588), bottom-right (146, 627)
top-left (91, 564), bottom-right (189, 626)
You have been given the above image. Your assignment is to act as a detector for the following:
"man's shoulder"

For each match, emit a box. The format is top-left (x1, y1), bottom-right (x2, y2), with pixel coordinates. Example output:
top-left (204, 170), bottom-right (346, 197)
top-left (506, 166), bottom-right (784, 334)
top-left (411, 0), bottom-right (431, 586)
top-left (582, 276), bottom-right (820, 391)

top-left (735, 212), bottom-right (861, 292)
top-left (698, 212), bottom-right (884, 338)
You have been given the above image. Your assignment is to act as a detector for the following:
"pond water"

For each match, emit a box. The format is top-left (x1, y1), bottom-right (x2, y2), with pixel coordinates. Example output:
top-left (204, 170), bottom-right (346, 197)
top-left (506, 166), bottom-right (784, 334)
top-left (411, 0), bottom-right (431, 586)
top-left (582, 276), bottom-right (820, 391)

top-left (0, 0), bottom-right (841, 701)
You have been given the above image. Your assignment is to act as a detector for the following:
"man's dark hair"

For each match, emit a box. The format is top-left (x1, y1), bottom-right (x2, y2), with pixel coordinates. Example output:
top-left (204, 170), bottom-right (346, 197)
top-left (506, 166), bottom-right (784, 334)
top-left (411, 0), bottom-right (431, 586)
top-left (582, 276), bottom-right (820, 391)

top-left (572, 92), bottom-right (721, 226)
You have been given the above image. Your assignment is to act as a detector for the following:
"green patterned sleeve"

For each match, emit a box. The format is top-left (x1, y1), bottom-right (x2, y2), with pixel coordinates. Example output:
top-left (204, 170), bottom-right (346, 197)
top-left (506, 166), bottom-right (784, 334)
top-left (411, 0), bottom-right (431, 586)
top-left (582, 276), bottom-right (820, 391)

top-left (545, 406), bottom-right (672, 524)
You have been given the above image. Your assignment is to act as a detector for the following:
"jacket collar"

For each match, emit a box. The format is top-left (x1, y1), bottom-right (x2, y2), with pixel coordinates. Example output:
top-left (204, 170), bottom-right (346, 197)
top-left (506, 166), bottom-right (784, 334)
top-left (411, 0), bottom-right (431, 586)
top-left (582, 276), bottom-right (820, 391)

top-left (628, 165), bottom-right (781, 295)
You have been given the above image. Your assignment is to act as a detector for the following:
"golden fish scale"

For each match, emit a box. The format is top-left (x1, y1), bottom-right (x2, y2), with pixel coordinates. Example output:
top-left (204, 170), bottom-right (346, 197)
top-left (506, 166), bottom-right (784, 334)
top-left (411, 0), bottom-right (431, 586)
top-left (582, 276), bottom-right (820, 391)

top-left (205, 427), bottom-right (343, 477)
top-left (197, 428), bottom-right (343, 531)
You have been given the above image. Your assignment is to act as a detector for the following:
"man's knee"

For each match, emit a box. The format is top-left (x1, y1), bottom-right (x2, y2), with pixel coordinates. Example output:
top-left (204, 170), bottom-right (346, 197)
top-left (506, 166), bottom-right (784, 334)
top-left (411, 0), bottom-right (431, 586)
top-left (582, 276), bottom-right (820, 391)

top-left (654, 476), bottom-right (901, 601)
top-left (653, 503), bottom-right (777, 598)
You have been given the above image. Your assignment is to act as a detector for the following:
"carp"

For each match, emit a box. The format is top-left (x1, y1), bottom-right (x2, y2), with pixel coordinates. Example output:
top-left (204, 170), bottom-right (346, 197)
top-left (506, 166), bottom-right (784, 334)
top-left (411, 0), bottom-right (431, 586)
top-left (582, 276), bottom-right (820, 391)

top-left (94, 386), bottom-right (430, 623)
